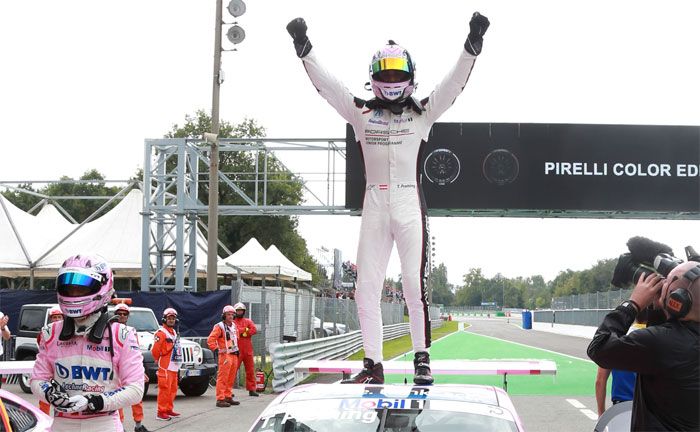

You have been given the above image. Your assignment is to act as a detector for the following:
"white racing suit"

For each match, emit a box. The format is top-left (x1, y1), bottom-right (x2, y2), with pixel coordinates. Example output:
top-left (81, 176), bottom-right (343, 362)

top-left (300, 47), bottom-right (477, 362)
top-left (30, 319), bottom-right (145, 432)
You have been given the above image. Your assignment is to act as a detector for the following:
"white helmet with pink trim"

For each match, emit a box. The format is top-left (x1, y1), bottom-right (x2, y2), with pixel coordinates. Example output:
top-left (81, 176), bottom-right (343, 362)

top-left (56, 254), bottom-right (114, 318)
top-left (48, 307), bottom-right (63, 318)
top-left (369, 40), bottom-right (416, 102)
top-left (223, 305), bottom-right (236, 314)
top-left (163, 308), bottom-right (178, 318)
top-left (114, 303), bottom-right (130, 314)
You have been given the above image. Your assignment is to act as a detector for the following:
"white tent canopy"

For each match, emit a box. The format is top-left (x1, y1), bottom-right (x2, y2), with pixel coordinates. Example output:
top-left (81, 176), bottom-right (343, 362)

top-left (0, 195), bottom-right (75, 273)
top-left (265, 245), bottom-right (312, 281)
top-left (216, 238), bottom-right (312, 282)
top-left (0, 189), bottom-right (211, 278)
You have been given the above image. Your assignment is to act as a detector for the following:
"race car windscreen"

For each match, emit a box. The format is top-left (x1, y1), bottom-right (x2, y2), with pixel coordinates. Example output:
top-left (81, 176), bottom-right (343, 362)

top-left (251, 399), bottom-right (519, 432)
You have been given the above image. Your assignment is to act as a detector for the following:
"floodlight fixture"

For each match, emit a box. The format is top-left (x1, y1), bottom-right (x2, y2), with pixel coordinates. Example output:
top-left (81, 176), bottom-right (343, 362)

top-left (226, 25), bottom-right (246, 44)
top-left (227, 0), bottom-right (246, 17)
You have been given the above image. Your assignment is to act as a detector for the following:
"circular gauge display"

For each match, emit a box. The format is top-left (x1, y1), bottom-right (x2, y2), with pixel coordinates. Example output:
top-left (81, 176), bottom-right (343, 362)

top-left (482, 149), bottom-right (519, 185)
top-left (424, 149), bottom-right (461, 185)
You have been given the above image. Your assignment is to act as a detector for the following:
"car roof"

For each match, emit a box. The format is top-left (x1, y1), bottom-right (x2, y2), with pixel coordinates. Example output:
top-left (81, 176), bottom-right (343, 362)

top-left (258, 383), bottom-right (523, 430)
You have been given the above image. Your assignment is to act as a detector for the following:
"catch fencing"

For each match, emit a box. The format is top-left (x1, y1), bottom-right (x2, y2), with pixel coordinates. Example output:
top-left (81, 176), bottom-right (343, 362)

top-left (551, 288), bottom-right (633, 310)
top-left (212, 285), bottom-right (418, 369)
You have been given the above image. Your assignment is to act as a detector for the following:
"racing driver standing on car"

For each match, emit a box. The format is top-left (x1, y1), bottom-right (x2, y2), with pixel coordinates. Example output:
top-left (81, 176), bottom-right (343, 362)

top-left (30, 255), bottom-right (145, 432)
top-left (286, 13), bottom-right (489, 384)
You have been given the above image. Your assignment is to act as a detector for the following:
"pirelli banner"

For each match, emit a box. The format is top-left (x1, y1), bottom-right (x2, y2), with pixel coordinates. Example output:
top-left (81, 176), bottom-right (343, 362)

top-left (345, 123), bottom-right (700, 216)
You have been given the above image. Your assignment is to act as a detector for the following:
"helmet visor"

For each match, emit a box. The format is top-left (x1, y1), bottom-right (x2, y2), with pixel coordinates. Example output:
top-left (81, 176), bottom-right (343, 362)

top-left (371, 57), bottom-right (411, 74)
top-left (56, 270), bottom-right (103, 297)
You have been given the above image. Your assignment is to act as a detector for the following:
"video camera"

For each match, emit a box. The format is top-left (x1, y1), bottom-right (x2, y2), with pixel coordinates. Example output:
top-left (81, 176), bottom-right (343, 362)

top-left (611, 236), bottom-right (700, 288)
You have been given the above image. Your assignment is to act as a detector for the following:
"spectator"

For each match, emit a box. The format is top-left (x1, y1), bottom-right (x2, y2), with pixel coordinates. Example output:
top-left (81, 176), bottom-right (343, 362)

top-left (232, 303), bottom-right (259, 396)
top-left (114, 303), bottom-right (150, 432)
top-left (594, 315), bottom-right (649, 417)
top-left (588, 263), bottom-right (700, 431)
top-left (207, 305), bottom-right (241, 407)
top-left (0, 312), bottom-right (10, 358)
top-left (0, 312), bottom-right (11, 389)
top-left (595, 367), bottom-right (635, 416)
top-left (151, 308), bottom-right (182, 422)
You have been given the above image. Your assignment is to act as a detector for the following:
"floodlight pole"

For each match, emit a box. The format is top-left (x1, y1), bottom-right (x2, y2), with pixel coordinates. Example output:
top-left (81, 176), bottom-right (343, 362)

top-left (207, 0), bottom-right (224, 292)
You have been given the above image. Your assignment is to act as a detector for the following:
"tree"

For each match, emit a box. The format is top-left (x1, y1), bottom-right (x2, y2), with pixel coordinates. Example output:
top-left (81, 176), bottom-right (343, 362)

top-left (166, 110), bottom-right (324, 285)
top-left (429, 263), bottom-right (454, 306)
top-left (454, 268), bottom-right (487, 306)
top-left (1, 170), bottom-right (123, 222)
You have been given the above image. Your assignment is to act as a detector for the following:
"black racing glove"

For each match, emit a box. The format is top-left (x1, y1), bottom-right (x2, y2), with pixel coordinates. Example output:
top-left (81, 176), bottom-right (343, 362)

top-left (286, 17), bottom-right (312, 58)
top-left (465, 12), bottom-right (490, 56)
top-left (85, 394), bottom-right (105, 412)
top-left (44, 379), bottom-right (74, 410)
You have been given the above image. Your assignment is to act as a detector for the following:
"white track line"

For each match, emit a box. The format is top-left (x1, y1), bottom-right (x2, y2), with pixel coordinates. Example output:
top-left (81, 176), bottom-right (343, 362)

top-left (465, 327), bottom-right (594, 362)
top-left (567, 399), bottom-right (599, 421)
top-left (388, 325), bottom-right (460, 361)
top-left (566, 399), bottom-right (586, 409)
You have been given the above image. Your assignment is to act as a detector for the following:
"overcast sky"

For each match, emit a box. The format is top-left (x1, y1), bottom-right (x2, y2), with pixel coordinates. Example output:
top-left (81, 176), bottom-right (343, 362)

top-left (1, 1), bottom-right (698, 286)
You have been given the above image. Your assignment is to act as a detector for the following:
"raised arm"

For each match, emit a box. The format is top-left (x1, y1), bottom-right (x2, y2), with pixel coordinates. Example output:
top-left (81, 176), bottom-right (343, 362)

top-left (423, 12), bottom-right (490, 126)
top-left (287, 18), bottom-right (361, 124)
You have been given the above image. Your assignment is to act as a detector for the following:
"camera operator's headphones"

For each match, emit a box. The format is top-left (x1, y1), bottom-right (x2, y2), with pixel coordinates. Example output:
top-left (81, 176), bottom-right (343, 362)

top-left (665, 264), bottom-right (700, 319)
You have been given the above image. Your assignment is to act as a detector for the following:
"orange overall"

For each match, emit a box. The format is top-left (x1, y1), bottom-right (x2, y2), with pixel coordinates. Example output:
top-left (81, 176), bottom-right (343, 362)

top-left (207, 322), bottom-right (240, 401)
top-left (233, 317), bottom-right (258, 391)
top-left (151, 326), bottom-right (181, 415)
top-left (118, 402), bottom-right (144, 423)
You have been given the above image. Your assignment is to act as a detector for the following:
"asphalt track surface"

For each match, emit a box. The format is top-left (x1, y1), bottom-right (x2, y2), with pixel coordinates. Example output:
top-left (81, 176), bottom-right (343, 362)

top-left (2, 317), bottom-right (603, 431)
top-left (462, 317), bottom-right (600, 432)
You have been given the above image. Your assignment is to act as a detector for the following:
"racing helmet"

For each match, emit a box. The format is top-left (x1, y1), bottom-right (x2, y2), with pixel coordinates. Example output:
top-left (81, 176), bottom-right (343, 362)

top-left (56, 255), bottom-right (114, 318)
top-left (369, 40), bottom-right (416, 102)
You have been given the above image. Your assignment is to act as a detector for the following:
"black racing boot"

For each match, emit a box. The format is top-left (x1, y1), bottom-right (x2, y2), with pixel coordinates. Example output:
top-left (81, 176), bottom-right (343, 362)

top-left (413, 351), bottom-right (433, 385)
top-left (341, 358), bottom-right (384, 384)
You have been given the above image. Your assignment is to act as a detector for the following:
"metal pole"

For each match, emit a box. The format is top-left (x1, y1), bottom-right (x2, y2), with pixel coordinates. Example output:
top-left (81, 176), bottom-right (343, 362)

top-left (261, 281), bottom-right (267, 369)
top-left (207, 0), bottom-right (223, 292)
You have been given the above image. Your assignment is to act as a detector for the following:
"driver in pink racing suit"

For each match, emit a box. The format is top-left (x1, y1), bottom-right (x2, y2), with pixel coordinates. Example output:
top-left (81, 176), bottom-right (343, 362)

top-left (30, 255), bottom-right (144, 432)
top-left (287, 13), bottom-right (489, 385)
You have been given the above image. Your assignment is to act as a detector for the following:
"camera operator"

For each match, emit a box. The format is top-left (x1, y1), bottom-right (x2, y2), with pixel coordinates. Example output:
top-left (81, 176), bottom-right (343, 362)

top-left (587, 262), bottom-right (700, 431)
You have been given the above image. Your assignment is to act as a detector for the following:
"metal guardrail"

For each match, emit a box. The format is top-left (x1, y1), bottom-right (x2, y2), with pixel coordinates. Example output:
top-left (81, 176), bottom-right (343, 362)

top-left (270, 320), bottom-right (442, 392)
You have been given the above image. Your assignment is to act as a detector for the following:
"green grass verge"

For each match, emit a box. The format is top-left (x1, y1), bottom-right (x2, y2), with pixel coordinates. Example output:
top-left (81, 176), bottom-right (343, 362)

top-left (348, 320), bottom-right (459, 361)
top-left (384, 331), bottom-right (597, 395)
